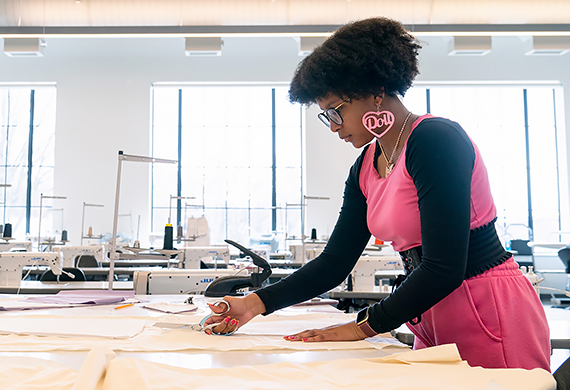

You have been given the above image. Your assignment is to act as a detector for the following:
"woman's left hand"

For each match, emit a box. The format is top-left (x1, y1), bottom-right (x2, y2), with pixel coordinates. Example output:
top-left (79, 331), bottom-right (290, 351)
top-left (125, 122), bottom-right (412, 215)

top-left (284, 321), bottom-right (368, 342)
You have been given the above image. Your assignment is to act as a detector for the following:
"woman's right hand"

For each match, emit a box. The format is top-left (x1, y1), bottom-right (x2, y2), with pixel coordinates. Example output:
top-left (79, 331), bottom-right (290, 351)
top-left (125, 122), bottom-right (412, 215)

top-left (202, 293), bottom-right (266, 335)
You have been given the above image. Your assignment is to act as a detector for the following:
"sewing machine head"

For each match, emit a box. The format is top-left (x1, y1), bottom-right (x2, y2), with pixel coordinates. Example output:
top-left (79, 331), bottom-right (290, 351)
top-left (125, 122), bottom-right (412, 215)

top-left (54, 245), bottom-right (105, 267)
top-left (0, 251), bottom-right (63, 286)
top-left (182, 246), bottom-right (230, 269)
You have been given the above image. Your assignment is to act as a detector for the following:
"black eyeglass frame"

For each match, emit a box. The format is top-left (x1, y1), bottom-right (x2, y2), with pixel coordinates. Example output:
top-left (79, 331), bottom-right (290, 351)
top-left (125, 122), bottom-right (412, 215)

top-left (317, 98), bottom-right (351, 127)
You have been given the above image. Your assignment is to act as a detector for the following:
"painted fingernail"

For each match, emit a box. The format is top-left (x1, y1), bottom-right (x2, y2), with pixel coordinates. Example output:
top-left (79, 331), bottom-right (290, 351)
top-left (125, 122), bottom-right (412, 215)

top-left (230, 319), bottom-right (237, 326)
top-left (302, 338), bottom-right (308, 342)
top-left (289, 336), bottom-right (296, 340)
top-left (224, 317), bottom-right (231, 323)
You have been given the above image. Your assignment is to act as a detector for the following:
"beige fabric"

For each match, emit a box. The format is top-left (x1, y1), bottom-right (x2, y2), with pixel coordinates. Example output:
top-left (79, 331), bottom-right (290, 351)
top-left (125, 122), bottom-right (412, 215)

top-left (0, 345), bottom-right (556, 390)
top-left (0, 310), bottom-right (403, 352)
top-left (100, 345), bottom-right (555, 390)
top-left (0, 356), bottom-right (77, 390)
top-left (0, 326), bottom-right (384, 352)
top-left (0, 317), bottom-right (147, 339)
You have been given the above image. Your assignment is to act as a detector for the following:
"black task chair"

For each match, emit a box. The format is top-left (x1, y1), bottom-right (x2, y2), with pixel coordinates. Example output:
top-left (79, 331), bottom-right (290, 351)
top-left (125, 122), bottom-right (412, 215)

top-left (75, 255), bottom-right (100, 268)
top-left (39, 267), bottom-right (86, 282)
top-left (555, 356), bottom-right (570, 390)
top-left (557, 247), bottom-right (570, 274)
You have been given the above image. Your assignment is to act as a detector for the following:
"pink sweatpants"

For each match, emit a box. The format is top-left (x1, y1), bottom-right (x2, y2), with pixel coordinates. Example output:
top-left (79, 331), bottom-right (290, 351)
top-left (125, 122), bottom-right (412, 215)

top-left (407, 257), bottom-right (551, 371)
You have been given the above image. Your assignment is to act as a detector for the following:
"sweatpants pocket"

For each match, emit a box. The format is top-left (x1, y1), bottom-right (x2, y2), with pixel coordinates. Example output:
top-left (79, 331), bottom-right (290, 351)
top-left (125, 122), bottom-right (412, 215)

top-left (462, 280), bottom-right (502, 342)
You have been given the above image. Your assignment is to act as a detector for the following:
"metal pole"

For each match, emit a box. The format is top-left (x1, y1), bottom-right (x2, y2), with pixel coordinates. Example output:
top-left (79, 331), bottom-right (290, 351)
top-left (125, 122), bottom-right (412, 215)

top-left (109, 153), bottom-right (124, 290)
top-left (81, 202), bottom-right (86, 246)
top-left (38, 193), bottom-right (43, 251)
top-left (523, 89), bottom-right (534, 237)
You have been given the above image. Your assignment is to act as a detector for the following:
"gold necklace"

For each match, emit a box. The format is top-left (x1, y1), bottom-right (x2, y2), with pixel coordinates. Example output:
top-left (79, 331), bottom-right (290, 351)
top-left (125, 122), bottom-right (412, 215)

top-left (378, 111), bottom-right (412, 177)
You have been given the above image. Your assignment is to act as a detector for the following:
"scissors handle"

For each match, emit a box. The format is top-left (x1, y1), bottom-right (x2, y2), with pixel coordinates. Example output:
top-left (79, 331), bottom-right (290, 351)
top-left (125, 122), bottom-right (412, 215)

top-left (199, 299), bottom-right (236, 336)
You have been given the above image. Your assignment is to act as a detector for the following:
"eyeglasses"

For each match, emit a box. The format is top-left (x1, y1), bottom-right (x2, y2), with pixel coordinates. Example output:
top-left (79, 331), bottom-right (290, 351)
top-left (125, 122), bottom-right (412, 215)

top-left (317, 99), bottom-right (350, 127)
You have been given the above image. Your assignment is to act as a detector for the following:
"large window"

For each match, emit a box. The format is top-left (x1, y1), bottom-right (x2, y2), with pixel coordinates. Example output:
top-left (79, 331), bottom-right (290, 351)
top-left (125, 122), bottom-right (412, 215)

top-left (151, 84), bottom-right (303, 249)
top-left (403, 84), bottom-right (567, 249)
top-left (0, 85), bottom-right (57, 241)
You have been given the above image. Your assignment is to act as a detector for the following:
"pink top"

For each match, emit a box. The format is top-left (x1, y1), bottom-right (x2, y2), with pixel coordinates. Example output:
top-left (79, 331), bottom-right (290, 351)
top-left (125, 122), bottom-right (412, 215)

top-left (359, 114), bottom-right (497, 252)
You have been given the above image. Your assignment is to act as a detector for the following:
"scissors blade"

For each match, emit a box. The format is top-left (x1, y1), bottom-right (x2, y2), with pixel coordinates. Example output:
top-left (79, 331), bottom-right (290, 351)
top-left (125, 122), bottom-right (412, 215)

top-left (153, 322), bottom-right (192, 329)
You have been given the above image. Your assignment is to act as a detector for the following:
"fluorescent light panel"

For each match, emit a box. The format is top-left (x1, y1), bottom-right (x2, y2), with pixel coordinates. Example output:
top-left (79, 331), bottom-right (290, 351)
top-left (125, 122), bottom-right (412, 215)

top-left (525, 36), bottom-right (570, 55)
top-left (298, 36), bottom-right (326, 56)
top-left (185, 37), bottom-right (222, 56)
top-left (448, 36), bottom-right (492, 56)
top-left (3, 38), bottom-right (43, 57)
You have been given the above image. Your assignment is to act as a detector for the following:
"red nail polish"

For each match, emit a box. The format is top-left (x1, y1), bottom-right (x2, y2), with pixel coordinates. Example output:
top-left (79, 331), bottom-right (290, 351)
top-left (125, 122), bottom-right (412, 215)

top-left (302, 338), bottom-right (308, 342)
top-left (230, 319), bottom-right (237, 326)
top-left (224, 317), bottom-right (231, 323)
top-left (289, 336), bottom-right (296, 340)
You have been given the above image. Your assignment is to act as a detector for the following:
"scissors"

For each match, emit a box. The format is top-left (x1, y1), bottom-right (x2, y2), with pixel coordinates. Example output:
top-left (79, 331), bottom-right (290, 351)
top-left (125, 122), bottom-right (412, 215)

top-left (153, 300), bottom-right (236, 336)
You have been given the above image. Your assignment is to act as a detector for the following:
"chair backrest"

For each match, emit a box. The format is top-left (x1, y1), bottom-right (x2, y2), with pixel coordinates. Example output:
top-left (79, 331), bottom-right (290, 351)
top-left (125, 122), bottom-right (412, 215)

top-left (557, 248), bottom-right (570, 273)
top-left (75, 255), bottom-right (100, 268)
top-left (554, 355), bottom-right (570, 390)
top-left (40, 267), bottom-right (86, 282)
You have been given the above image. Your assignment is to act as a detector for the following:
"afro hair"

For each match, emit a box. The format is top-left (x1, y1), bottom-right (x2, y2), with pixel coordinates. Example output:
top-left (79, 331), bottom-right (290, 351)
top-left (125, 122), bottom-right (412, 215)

top-left (289, 17), bottom-right (422, 105)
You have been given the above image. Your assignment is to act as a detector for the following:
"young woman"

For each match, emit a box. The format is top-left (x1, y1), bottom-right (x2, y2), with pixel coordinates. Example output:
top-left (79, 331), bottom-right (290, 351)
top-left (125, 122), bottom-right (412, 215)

top-left (204, 17), bottom-right (551, 371)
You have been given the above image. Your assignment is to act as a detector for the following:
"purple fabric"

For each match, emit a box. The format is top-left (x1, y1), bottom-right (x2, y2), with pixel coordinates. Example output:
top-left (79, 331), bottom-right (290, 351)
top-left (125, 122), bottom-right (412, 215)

top-left (24, 290), bottom-right (135, 305)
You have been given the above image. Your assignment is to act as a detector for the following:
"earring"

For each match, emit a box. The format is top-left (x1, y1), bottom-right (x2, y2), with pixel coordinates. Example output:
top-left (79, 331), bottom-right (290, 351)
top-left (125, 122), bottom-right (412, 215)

top-left (362, 103), bottom-right (395, 138)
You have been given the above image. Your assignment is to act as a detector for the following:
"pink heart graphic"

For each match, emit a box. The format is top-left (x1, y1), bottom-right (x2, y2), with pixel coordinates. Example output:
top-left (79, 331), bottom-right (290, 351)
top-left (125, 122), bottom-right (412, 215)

top-left (362, 111), bottom-right (395, 138)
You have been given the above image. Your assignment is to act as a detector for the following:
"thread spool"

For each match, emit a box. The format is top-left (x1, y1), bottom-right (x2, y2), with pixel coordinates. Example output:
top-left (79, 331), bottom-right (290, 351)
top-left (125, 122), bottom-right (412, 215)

top-left (87, 226), bottom-right (93, 236)
top-left (163, 224), bottom-right (173, 250)
top-left (177, 225), bottom-right (184, 238)
top-left (3, 223), bottom-right (12, 238)
top-left (310, 228), bottom-right (317, 240)
top-left (61, 230), bottom-right (68, 242)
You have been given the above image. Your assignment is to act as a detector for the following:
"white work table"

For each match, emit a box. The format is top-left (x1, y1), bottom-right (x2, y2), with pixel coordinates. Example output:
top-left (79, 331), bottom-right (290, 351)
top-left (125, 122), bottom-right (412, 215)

top-left (0, 294), bottom-right (404, 382)
top-left (0, 293), bottom-right (559, 389)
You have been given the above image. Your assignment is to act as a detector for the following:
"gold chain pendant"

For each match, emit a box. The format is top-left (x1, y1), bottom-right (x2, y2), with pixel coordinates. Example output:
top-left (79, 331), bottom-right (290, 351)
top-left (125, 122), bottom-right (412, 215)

top-left (385, 164), bottom-right (394, 177)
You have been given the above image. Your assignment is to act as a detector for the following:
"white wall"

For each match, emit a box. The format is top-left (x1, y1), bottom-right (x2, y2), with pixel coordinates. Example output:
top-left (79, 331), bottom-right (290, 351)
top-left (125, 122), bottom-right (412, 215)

top-left (0, 35), bottom-right (569, 248)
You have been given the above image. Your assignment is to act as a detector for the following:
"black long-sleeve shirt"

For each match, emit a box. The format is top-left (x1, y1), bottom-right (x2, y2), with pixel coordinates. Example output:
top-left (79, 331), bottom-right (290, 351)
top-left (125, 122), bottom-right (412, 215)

top-left (255, 117), bottom-right (509, 333)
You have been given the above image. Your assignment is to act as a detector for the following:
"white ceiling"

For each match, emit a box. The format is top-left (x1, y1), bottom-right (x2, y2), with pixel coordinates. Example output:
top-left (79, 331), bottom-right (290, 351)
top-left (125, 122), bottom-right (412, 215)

top-left (0, 0), bottom-right (569, 28)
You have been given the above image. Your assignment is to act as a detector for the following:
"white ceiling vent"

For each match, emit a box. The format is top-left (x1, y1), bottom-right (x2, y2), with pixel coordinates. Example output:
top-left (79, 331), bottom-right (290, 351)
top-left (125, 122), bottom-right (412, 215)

top-left (4, 38), bottom-right (44, 57)
top-left (185, 37), bottom-right (223, 57)
top-left (298, 36), bottom-right (327, 56)
top-left (448, 36), bottom-right (492, 56)
top-left (525, 36), bottom-right (570, 56)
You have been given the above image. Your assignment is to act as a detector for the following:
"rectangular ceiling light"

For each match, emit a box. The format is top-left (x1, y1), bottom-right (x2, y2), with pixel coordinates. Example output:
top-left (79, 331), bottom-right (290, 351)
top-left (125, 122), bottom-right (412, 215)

top-left (298, 36), bottom-right (326, 56)
top-left (3, 38), bottom-right (44, 57)
top-left (448, 36), bottom-right (492, 56)
top-left (185, 37), bottom-right (223, 56)
top-left (525, 36), bottom-right (570, 55)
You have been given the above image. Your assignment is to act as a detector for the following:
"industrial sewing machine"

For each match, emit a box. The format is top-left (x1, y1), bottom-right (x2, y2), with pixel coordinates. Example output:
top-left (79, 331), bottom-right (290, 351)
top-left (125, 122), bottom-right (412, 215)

top-left (350, 253), bottom-right (404, 292)
top-left (132, 268), bottom-right (238, 294)
top-left (133, 239), bottom-right (272, 296)
top-left (181, 246), bottom-right (230, 269)
top-left (0, 251), bottom-right (63, 286)
top-left (289, 242), bottom-right (326, 263)
top-left (0, 240), bottom-right (32, 252)
top-left (54, 245), bottom-right (106, 267)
